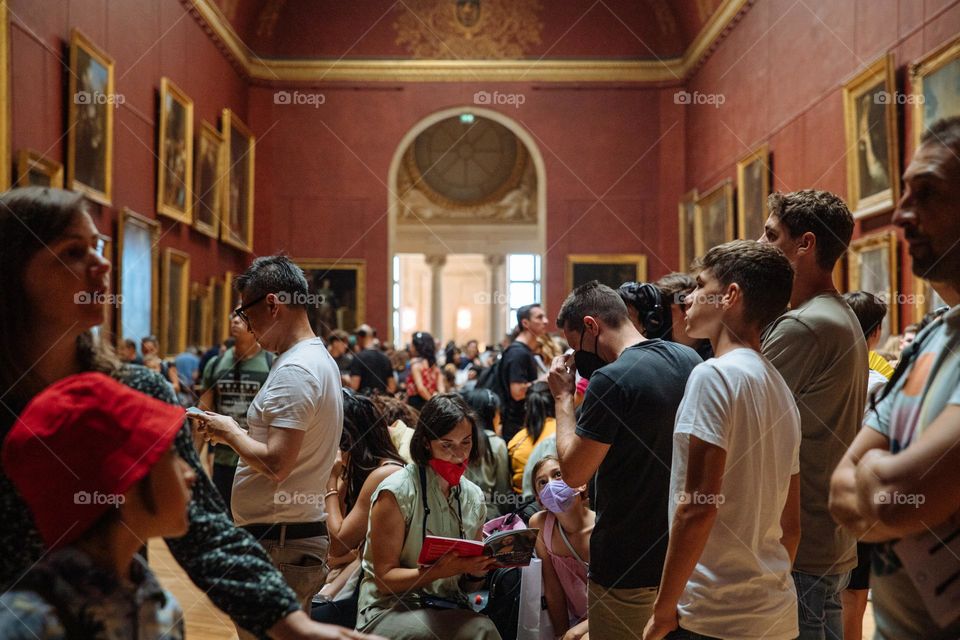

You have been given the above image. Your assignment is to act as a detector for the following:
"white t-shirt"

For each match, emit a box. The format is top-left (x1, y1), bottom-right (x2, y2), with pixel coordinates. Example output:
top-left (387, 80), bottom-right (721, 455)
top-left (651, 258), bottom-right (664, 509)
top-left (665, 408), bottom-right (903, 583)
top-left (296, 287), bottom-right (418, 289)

top-left (669, 348), bottom-right (801, 640)
top-left (232, 337), bottom-right (343, 525)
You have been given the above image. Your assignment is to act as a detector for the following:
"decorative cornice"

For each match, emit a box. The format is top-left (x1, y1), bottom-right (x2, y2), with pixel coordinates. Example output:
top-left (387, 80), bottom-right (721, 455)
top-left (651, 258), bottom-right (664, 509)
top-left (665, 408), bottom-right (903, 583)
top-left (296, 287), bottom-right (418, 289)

top-left (183, 0), bottom-right (753, 84)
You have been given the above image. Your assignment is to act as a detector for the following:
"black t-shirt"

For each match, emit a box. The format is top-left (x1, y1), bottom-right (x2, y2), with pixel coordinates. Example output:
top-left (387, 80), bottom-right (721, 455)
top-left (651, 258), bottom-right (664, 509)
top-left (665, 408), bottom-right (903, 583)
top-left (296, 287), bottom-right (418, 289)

top-left (576, 339), bottom-right (701, 589)
top-left (498, 341), bottom-right (537, 441)
top-left (349, 349), bottom-right (394, 393)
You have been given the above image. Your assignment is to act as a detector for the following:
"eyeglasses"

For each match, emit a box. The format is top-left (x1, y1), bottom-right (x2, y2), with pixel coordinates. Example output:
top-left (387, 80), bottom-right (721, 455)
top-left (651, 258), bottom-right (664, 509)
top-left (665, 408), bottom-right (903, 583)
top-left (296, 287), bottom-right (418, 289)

top-left (232, 294), bottom-right (267, 328)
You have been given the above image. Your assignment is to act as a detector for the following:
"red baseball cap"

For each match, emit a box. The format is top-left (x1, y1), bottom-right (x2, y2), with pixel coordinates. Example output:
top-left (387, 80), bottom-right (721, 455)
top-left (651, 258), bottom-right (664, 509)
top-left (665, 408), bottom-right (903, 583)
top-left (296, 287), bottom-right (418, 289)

top-left (2, 372), bottom-right (186, 549)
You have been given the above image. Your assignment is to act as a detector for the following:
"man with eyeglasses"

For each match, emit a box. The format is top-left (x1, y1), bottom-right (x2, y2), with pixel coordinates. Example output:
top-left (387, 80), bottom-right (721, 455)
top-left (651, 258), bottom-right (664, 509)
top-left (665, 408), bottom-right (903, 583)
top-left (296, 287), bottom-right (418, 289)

top-left (197, 312), bottom-right (274, 516)
top-left (196, 256), bottom-right (344, 637)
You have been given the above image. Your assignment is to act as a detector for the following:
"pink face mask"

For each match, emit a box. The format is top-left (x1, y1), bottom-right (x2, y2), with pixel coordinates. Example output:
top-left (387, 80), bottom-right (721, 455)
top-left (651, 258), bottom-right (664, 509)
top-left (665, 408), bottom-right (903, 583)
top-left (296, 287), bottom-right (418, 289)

top-left (539, 479), bottom-right (579, 513)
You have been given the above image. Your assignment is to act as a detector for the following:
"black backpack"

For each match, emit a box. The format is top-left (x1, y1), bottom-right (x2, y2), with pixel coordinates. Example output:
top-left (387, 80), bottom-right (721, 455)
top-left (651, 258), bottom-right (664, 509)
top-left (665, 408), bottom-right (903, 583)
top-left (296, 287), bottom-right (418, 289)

top-left (481, 566), bottom-right (522, 640)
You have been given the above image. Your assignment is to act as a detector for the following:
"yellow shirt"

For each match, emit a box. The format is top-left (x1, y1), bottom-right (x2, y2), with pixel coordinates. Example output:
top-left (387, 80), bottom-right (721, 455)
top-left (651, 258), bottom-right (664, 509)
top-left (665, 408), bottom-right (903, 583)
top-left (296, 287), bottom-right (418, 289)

top-left (869, 350), bottom-right (895, 380)
top-left (507, 417), bottom-right (557, 493)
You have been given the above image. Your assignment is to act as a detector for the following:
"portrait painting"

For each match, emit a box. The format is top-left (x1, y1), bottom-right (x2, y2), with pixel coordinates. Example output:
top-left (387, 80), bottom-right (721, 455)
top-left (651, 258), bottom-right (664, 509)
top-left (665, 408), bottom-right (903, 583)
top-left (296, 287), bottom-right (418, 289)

top-left (736, 145), bottom-right (770, 241)
top-left (157, 77), bottom-right (193, 223)
top-left (694, 181), bottom-right (734, 257)
top-left (677, 189), bottom-right (697, 272)
top-left (194, 121), bottom-right (223, 238)
top-left (188, 282), bottom-right (212, 349)
top-left (221, 109), bottom-right (255, 251)
top-left (16, 149), bottom-right (63, 188)
top-left (848, 231), bottom-right (899, 343)
top-left (843, 54), bottom-right (899, 217)
top-left (297, 260), bottom-right (366, 339)
top-left (117, 208), bottom-right (158, 346)
top-left (161, 248), bottom-right (190, 356)
top-left (67, 29), bottom-right (114, 205)
top-left (911, 37), bottom-right (960, 148)
top-left (566, 255), bottom-right (648, 293)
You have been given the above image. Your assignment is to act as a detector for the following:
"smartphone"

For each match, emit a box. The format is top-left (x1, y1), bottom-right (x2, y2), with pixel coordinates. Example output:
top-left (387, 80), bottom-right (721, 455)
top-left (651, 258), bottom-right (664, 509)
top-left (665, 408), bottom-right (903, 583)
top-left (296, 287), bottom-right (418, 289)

top-left (185, 407), bottom-right (207, 421)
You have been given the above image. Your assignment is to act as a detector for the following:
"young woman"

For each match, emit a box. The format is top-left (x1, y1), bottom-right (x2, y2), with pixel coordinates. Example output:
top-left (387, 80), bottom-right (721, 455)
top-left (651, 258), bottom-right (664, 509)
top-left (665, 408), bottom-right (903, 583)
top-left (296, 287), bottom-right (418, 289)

top-left (462, 389), bottom-right (512, 517)
top-left (529, 456), bottom-right (594, 640)
top-left (406, 332), bottom-right (444, 410)
top-left (355, 394), bottom-right (501, 639)
top-left (315, 389), bottom-right (406, 627)
top-left (507, 382), bottom-right (557, 493)
top-left (0, 187), bottom-right (376, 640)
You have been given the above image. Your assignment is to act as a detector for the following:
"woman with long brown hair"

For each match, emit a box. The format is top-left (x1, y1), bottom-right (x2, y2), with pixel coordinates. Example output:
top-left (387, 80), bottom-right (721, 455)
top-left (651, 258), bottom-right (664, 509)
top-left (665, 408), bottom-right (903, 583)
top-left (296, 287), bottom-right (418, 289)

top-left (0, 187), bottom-right (377, 640)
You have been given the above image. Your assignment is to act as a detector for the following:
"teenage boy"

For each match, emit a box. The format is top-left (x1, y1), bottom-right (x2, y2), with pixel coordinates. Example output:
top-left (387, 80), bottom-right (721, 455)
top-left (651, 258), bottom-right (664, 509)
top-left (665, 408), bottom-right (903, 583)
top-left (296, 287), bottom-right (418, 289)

top-left (644, 241), bottom-right (802, 640)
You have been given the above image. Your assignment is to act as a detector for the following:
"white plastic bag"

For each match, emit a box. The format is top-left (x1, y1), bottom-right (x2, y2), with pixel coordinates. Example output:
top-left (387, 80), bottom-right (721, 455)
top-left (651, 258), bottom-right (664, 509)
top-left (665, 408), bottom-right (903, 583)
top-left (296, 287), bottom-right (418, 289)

top-left (517, 558), bottom-right (555, 640)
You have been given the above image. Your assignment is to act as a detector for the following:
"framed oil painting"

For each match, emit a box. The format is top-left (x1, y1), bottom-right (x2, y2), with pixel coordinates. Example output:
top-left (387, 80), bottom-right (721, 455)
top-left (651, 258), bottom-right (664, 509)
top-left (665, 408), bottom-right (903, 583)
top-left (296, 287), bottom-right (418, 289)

top-left (678, 189), bottom-right (697, 272)
top-left (913, 277), bottom-right (948, 324)
top-left (16, 149), bottom-right (63, 188)
top-left (910, 37), bottom-right (960, 149)
top-left (296, 260), bottom-right (366, 339)
top-left (736, 144), bottom-right (770, 241)
top-left (566, 254), bottom-right (648, 293)
top-left (117, 208), bottom-right (159, 345)
top-left (67, 29), bottom-right (114, 205)
top-left (221, 109), bottom-right (254, 252)
top-left (157, 77), bottom-right (193, 223)
top-left (694, 180), bottom-right (734, 257)
top-left (194, 121), bottom-right (223, 238)
top-left (0, 1), bottom-right (9, 192)
top-left (848, 230), bottom-right (899, 342)
top-left (161, 248), bottom-right (190, 356)
top-left (188, 282), bottom-right (213, 349)
top-left (843, 53), bottom-right (899, 218)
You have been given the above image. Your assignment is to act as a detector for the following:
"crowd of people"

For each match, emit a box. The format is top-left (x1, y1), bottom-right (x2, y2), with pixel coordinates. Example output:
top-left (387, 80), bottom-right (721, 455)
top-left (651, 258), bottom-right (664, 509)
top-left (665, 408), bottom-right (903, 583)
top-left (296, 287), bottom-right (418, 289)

top-left (0, 115), bottom-right (958, 640)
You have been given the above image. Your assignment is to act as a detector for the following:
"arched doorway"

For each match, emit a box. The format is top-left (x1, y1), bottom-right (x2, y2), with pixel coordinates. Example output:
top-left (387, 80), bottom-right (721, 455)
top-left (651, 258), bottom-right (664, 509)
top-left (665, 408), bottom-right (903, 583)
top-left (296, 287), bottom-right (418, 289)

top-left (387, 107), bottom-right (546, 347)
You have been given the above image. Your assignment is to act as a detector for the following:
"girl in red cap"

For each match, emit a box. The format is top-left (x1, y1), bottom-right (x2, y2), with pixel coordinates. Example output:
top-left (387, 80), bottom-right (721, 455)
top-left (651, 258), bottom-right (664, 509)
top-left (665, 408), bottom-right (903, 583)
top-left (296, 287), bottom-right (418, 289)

top-left (0, 373), bottom-right (195, 638)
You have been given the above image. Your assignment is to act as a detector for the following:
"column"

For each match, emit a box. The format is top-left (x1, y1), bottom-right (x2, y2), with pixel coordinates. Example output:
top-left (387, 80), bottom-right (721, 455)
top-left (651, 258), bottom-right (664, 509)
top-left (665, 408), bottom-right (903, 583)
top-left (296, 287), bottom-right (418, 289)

top-left (425, 254), bottom-right (447, 340)
top-left (484, 253), bottom-right (506, 347)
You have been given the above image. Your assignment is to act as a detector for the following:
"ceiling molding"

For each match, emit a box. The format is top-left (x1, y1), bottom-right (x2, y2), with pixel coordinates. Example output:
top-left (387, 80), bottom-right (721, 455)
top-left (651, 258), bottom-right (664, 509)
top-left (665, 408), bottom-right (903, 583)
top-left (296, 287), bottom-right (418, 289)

top-left (183, 0), bottom-right (753, 84)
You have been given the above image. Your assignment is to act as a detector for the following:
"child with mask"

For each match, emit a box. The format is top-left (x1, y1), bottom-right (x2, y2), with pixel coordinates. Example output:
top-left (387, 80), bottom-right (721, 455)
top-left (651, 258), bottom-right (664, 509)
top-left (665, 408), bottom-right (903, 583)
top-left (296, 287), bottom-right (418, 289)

top-left (529, 455), bottom-right (594, 639)
top-left (0, 373), bottom-right (195, 638)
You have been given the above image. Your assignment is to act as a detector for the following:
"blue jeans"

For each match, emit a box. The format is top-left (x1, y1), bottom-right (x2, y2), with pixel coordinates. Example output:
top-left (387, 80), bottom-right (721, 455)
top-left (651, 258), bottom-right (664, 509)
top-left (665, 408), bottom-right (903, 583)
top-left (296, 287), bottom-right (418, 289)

top-left (667, 630), bottom-right (721, 640)
top-left (793, 570), bottom-right (850, 640)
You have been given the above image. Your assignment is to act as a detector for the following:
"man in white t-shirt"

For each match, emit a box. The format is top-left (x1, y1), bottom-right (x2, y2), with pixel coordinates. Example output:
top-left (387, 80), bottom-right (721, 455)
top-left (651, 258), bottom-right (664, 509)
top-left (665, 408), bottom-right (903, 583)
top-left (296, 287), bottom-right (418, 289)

top-left (644, 240), bottom-right (802, 640)
top-left (199, 256), bottom-right (343, 626)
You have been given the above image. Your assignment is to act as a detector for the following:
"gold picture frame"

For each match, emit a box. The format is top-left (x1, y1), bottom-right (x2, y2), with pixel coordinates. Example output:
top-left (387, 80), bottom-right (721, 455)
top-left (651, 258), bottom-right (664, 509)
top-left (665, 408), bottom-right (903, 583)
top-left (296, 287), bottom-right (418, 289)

top-left (0, 0), bottom-right (10, 193)
top-left (157, 77), bottom-right (194, 223)
top-left (116, 208), bottom-right (159, 344)
top-left (910, 36), bottom-right (960, 150)
top-left (67, 28), bottom-right (114, 205)
top-left (848, 230), bottom-right (899, 340)
top-left (736, 144), bottom-right (770, 241)
top-left (193, 121), bottom-right (223, 238)
top-left (678, 189), bottom-right (697, 272)
top-left (221, 108), bottom-right (255, 252)
top-left (188, 282), bottom-right (213, 349)
top-left (296, 260), bottom-right (366, 338)
top-left (842, 53), bottom-right (900, 218)
top-left (16, 149), bottom-right (64, 188)
top-left (161, 248), bottom-right (191, 356)
top-left (565, 254), bottom-right (648, 293)
top-left (694, 180), bottom-right (734, 257)
top-left (210, 270), bottom-right (235, 344)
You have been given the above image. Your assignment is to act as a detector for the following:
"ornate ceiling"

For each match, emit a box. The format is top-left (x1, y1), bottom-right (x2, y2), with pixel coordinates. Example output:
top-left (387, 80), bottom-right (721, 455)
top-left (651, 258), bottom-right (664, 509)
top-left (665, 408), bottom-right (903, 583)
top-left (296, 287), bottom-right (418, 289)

top-left (185, 0), bottom-right (750, 82)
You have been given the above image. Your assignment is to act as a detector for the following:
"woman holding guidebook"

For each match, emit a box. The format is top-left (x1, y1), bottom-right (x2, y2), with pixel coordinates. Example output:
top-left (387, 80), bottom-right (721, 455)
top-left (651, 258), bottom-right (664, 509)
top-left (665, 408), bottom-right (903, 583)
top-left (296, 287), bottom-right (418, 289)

top-left (355, 394), bottom-right (503, 639)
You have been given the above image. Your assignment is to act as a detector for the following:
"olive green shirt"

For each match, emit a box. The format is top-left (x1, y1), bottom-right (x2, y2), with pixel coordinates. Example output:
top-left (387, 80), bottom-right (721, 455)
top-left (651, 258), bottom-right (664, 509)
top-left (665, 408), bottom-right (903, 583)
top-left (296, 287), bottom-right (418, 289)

top-left (762, 293), bottom-right (867, 575)
top-left (356, 464), bottom-right (486, 630)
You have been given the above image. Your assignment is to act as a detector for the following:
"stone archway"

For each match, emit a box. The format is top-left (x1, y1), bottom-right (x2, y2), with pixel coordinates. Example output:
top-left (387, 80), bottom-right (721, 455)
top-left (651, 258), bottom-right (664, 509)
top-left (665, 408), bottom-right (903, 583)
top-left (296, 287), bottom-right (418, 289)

top-left (387, 107), bottom-right (546, 344)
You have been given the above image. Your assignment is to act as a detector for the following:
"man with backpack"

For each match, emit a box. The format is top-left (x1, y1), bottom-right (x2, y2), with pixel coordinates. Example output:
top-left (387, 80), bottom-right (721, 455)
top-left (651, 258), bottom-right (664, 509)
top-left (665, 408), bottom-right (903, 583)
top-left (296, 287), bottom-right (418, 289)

top-left (491, 304), bottom-right (548, 442)
top-left (198, 313), bottom-right (274, 515)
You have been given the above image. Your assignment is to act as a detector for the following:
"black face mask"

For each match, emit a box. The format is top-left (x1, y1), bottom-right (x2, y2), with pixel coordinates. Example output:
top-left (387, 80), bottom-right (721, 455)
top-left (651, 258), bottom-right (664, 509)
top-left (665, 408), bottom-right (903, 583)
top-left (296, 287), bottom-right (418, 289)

top-left (574, 326), bottom-right (606, 380)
